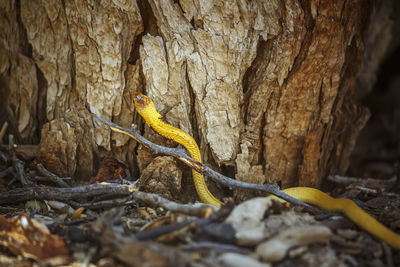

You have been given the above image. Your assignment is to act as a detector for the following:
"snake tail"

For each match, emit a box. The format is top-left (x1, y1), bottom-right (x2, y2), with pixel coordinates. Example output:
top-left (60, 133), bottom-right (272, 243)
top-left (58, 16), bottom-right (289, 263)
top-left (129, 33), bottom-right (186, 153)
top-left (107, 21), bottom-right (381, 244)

top-left (277, 187), bottom-right (400, 249)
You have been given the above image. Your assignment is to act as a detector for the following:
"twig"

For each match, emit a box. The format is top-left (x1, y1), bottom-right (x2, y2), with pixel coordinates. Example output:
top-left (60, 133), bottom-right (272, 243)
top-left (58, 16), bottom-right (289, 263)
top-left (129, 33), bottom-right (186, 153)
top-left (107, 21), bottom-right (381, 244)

top-left (0, 183), bottom-right (133, 205)
top-left (181, 241), bottom-right (251, 254)
top-left (12, 156), bottom-right (32, 186)
top-left (130, 190), bottom-right (216, 217)
top-left (382, 242), bottom-right (394, 267)
top-left (0, 166), bottom-right (13, 178)
top-left (0, 121), bottom-right (8, 144)
top-left (8, 134), bottom-right (33, 186)
top-left (93, 114), bottom-right (314, 210)
top-left (36, 163), bottom-right (71, 187)
top-left (0, 182), bottom-right (217, 217)
top-left (29, 175), bottom-right (62, 183)
top-left (70, 189), bottom-right (215, 217)
top-left (135, 220), bottom-right (196, 241)
top-left (0, 151), bottom-right (7, 163)
top-left (0, 144), bottom-right (38, 160)
top-left (135, 213), bottom-right (220, 241)
top-left (69, 196), bottom-right (132, 210)
top-left (346, 184), bottom-right (398, 197)
top-left (327, 174), bottom-right (397, 189)
top-left (58, 216), bottom-right (97, 226)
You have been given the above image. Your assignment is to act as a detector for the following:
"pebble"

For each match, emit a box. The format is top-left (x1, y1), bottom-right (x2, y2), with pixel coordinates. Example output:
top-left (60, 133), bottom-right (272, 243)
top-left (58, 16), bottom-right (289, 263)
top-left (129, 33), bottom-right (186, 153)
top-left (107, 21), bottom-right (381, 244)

top-left (218, 252), bottom-right (271, 267)
top-left (256, 225), bottom-right (332, 262)
top-left (225, 198), bottom-right (274, 246)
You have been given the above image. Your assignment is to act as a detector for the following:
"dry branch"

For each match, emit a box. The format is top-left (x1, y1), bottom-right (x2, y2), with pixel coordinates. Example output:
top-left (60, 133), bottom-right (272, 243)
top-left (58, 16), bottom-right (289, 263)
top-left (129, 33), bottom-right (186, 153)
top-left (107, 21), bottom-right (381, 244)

top-left (134, 210), bottom-right (226, 241)
top-left (0, 122), bottom-right (8, 144)
top-left (93, 115), bottom-right (314, 210)
top-left (0, 183), bottom-right (132, 205)
top-left (0, 182), bottom-right (216, 217)
top-left (36, 163), bottom-right (71, 188)
top-left (70, 188), bottom-right (215, 217)
top-left (130, 190), bottom-right (215, 217)
top-left (327, 174), bottom-right (397, 189)
top-left (0, 167), bottom-right (13, 179)
top-left (181, 241), bottom-right (251, 254)
top-left (9, 138), bottom-right (33, 187)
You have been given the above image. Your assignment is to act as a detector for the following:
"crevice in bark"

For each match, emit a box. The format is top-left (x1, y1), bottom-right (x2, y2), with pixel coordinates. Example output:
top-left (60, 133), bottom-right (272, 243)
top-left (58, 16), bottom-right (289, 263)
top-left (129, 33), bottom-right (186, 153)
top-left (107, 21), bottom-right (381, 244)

top-left (241, 38), bottom-right (272, 125)
top-left (186, 68), bottom-right (200, 145)
top-left (174, 0), bottom-right (185, 16)
top-left (0, 79), bottom-right (13, 145)
top-left (323, 32), bottom-right (368, 185)
top-left (370, 44), bottom-right (400, 95)
top-left (282, 2), bottom-right (315, 87)
top-left (15, 0), bottom-right (32, 58)
top-left (129, 0), bottom-right (158, 65)
top-left (259, 107), bottom-right (267, 170)
top-left (241, 37), bottom-right (264, 96)
top-left (35, 66), bottom-right (47, 144)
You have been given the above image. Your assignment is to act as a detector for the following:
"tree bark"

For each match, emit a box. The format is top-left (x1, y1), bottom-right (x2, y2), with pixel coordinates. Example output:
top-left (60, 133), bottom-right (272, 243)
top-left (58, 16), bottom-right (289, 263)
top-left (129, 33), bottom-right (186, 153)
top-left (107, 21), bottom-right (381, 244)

top-left (1, 0), bottom-right (384, 200)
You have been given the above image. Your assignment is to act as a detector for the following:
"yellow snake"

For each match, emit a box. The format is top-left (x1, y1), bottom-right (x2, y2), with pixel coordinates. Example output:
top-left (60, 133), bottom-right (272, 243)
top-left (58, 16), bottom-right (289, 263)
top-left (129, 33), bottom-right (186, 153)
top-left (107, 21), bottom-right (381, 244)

top-left (133, 92), bottom-right (400, 249)
top-left (134, 92), bottom-right (222, 206)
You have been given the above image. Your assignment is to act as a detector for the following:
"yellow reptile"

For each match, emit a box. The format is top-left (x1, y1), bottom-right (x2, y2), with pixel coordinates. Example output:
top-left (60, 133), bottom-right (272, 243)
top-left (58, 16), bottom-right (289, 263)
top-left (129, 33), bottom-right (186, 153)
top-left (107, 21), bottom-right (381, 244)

top-left (133, 92), bottom-right (400, 249)
top-left (134, 92), bottom-right (222, 206)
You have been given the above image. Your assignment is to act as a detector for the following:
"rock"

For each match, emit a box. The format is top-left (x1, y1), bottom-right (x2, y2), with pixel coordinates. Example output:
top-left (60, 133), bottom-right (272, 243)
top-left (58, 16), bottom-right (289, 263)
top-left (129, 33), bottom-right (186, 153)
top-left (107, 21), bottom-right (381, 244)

top-left (139, 156), bottom-right (182, 200)
top-left (256, 225), bottom-right (332, 262)
top-left (218, 252), bottom-right (271, 267)
top-left (225, 197), bottom-right (274, 246)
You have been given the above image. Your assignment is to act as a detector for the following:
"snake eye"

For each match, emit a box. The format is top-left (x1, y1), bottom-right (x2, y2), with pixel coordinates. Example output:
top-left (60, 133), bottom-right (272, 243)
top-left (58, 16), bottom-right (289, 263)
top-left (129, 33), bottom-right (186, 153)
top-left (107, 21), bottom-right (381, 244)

top-left (134, 92), bottom-right (151, 108)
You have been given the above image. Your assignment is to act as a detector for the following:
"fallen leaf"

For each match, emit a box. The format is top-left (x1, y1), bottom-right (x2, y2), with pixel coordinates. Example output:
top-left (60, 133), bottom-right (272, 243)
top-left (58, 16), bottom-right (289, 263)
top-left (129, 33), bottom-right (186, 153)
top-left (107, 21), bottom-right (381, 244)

top-left (90, 157), bottom-right (128, 184)
top-left (0, 212), bottom-right (69, 263)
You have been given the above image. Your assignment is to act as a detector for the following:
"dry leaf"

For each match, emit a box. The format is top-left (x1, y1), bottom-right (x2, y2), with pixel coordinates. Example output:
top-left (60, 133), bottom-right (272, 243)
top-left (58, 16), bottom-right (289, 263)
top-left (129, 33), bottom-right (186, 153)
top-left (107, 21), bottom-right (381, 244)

top-left (90, 157), bottom-right (128, 184)
top-left (0, 212), bottom-right (69, 263)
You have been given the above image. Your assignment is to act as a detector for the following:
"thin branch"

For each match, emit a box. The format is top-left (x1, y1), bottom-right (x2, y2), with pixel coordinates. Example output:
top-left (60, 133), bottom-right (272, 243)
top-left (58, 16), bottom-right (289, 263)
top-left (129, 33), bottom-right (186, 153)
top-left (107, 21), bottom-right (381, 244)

top-left (57, 216), bottom-right (97, 226)
top-left (93, 114), bottom-right (314, 209)
top-left (134, 212), bottom-right (221, 241)
top-left (0, 183), bottom-right (132, 205)
top-left (181, 241), bottom-right (251, 254)
top-left (346, 184), bottom-right (398, 197)
top-left (12, 152), bottom-right (33, 186)
top-left (0, 121), bottom-right (8, 144)
top-left (130, 190), bottom-right (216, 217)
top-left (36, 163), bottom-right (71, 188)
top-left (0, 151), bottom-right (7, 163)
top-left (327, 174), bottom-right (397, 189)
top-left (0, 166), bottom-right (13, 178)
top-left (70, 189), bottom-right (215, 217)
top-left (7, 134), bottom-right (33, 186)
top-left (69, 196), bottom-right (132, 210)
top-left (0, 181), bottom-right (216, 217)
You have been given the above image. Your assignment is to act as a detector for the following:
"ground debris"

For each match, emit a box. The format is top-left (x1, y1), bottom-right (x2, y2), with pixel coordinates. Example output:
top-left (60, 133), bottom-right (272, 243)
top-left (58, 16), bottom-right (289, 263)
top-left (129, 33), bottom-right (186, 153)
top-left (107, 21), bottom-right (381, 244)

top-left (255, 225), bottom-right (332, 262)
top-left (0, 133), bottom-right (399, 266)
top-left (0, 212), bottom-right (69, 265)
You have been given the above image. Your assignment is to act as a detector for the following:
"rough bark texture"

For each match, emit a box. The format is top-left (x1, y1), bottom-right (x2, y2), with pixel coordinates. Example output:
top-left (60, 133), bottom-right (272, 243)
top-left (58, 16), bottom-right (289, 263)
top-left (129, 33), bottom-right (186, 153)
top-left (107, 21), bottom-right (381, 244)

top-left (1, 0), bottom-right (384, 200)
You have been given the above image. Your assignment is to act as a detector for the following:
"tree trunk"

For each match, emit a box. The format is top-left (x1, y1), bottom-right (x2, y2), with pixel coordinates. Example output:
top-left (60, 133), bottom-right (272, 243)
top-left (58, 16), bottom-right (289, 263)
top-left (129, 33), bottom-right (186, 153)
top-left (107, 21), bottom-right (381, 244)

top-left (1, 0), bottom-right (382, 201)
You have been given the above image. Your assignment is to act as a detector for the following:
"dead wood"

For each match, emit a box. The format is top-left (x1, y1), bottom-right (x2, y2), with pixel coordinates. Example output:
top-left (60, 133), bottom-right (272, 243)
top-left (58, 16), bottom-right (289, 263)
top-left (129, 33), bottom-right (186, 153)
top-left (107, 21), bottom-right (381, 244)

top-left (327, 174), bottom-right (397, 189)
top-left (36, 163), bottom-right (71, 188)
top-left (94, 114), bottom-right (315, 210)
top-left (0, 184), bottom-right (132, 205)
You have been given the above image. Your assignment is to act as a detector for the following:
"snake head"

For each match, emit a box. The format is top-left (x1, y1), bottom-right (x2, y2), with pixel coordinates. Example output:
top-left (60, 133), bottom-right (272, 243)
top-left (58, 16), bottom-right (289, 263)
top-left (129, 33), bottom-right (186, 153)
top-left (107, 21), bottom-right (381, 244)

top-left (133, 92), bottom-right (162, 120)
top-left (133, 92), bottom-right (152, 111)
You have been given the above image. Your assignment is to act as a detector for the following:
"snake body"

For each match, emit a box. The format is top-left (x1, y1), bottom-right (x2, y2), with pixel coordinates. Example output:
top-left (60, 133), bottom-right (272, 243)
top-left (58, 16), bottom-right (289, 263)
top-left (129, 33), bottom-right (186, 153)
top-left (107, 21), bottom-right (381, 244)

top-left (278, 187), bottom-right (400, 248)
top-left (133, 92), bottom-right (400, 249)
top-left (134, 92), bottom-right (222, 206)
